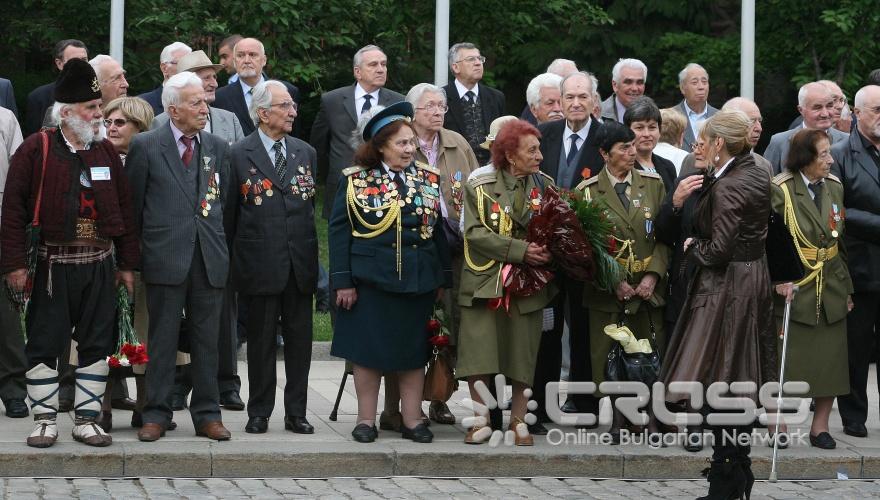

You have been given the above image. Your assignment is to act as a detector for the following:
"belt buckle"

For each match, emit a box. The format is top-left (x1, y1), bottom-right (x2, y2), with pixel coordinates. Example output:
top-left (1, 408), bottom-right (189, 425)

top-left (817, 247), bottom-right (827, 262)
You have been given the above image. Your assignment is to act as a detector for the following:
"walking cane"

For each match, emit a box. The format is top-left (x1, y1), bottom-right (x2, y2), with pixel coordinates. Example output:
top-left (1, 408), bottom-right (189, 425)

top-left (769, 284), bottom-right (798, 482)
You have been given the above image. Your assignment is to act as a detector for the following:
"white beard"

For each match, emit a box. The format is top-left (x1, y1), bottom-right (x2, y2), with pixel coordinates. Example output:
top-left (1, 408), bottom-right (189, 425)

top-left (65, 114), bottom-right (102, 145)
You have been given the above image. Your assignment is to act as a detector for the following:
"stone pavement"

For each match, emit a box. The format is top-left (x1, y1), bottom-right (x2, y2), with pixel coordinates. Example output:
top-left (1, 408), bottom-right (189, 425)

top-left (1, 353), bottom-right (880, 480)
top-left (3, 477), bottom-right (880, 499)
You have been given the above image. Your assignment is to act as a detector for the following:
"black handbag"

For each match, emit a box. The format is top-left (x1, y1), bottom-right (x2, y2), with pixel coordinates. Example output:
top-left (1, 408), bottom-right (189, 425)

top-left (765, 209), bottom-right (805, 283)
top-left (604, 307), bottom-right (662, 386)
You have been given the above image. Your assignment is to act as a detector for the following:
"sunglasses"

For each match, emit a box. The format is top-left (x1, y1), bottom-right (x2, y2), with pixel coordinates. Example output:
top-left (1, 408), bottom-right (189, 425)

top-left (103, 118), bottom-right (129, 128)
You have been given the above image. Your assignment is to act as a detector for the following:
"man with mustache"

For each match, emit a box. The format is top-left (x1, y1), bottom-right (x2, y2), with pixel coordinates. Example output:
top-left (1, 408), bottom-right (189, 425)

top-left (1, 59), bottom-right (139, 448)
top-left (600, 58), bottom-right (647, 124)
top-left (526, 73), bottom-right (564, 125)
top-left (675, 63), bottom-right (717, 152)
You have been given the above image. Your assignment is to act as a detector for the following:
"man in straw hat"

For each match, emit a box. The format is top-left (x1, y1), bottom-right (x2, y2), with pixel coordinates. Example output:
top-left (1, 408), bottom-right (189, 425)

top-left (1, 58), bottom-right (139, 448)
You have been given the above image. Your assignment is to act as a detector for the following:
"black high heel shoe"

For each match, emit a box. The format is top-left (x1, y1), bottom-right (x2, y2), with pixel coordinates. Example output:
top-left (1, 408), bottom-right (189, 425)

top-left (740, 455), bottom-right (754, 500)
top-left (696, 456), bottom-right (747, 500)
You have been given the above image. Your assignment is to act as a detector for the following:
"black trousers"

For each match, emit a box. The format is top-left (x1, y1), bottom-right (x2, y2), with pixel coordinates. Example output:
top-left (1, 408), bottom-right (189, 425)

top-left (563, 279), bottom-right (599, 413)
top-left (838, 291), bottom-right (880, 425)
top-left (0, 286), bottom-right (27, 402)
top-left (26, 256), bottom-right (116, 369)
top-left (245, 270), bottom-right (313, 418)
top-left (143, 247), bottom-right (223, 428)
top-left (173, 286), bottom-right (241, 396)
top-left (532, 297), bottom-right (563, 420)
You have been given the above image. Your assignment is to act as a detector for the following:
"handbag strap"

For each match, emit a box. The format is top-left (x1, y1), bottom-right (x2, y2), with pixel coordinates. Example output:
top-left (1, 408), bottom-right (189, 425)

top-left (32, 131), bottom-right (49, 227)
top-left (618, 302), bottom-right (657, 343)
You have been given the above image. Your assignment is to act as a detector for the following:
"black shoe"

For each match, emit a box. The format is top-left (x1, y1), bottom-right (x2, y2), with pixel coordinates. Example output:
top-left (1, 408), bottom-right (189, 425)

top-left (528, 421), bottom-right (548, 435)
top-left (169, 393), bottom-right (187, 411)
top-left (560, 399), bottom-right (579, 413)
top-left (4, 398), bottom-right (29, 418)
top-left (245, 416), bottom-right (269, 434)
top-left (844, 422), bottom-right (868, 438)
top-left (220, 391), bottom-right (245, 411)
top-left (284, 416), bottom-right (314, 434)
top-left (352, 423), bottom-right (378, 443)
top-left (489, 406), bottom-right (502, 431)
top-left (810, 431), bottom-right (836, 449)
top-left (131, 411), bottom-right (142, 428)
top-left (401, 422), bottom-right (433, 443)
top-left (697, 456), bottom-right (747, 500)
top-left (684, 427), bottom-right (704, 452)
top-left (111, 397), bottom-right (137, 411)
top-left (608, 427), bottom-right (622, 445)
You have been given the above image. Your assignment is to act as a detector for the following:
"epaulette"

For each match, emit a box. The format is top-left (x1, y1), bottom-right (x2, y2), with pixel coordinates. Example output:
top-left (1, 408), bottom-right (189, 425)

top-left (639, 170), bottom-right (662, 180)
top-left (574, 176), bottom-right (599, 192)
top-left (467, 165), bottom-right (497, 188)
top-left (772, 171), bottom-right (793, 186)
top-left (826, 173), bottom-right (842, 184)
top-left (538, 171), bottom-right (555, 184)
top-left (342, 165), bottom-right (367, 177)
top-left (414, 160), bottom-right (439, 175)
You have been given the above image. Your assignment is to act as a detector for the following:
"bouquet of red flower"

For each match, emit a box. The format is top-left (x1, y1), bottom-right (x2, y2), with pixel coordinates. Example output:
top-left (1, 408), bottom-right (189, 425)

top-left (424, 304), bottom-right (456, 401)
top-left (427, 305), bottom-right (451, 348)
top-left (107, 284), bottom-right (149, 369)
top-left (562, 191), bottom-right (627, 293)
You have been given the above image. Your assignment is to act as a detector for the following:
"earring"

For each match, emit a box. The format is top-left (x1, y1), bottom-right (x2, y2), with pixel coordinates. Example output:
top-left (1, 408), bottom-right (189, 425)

top-left (714, 155), bottom-right (720, 163)
top-left (511, 161), bottom-right (517, 168)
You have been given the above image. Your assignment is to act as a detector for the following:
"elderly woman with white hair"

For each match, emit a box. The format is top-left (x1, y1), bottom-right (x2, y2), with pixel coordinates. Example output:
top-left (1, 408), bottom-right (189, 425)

top-left (405, 83), bottom-right (480, 425)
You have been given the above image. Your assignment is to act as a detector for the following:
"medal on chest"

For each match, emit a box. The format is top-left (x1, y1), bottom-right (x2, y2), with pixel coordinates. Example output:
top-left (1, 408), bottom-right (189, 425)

top-left (830, 203), bottom-right (841, 239)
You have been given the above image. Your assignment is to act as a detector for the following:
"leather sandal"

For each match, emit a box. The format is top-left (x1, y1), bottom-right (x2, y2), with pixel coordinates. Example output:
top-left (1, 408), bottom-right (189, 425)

top-left (464, 425), bottom-right (491, 444)
top-left (509, 416), bottom-right (533, 446)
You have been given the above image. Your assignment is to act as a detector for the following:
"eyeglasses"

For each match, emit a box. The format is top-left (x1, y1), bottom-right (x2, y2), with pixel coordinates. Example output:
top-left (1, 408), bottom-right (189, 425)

top-left (691, 141), bottom-right (706, 151)
top-left (456, 56), bottom-right (486, 64)
top-left (103, 118), bottom-right (129, 128)
top-left (415, 103), bottom-right (448, 114)
top-left (270, 101), bottom-right (298, 111)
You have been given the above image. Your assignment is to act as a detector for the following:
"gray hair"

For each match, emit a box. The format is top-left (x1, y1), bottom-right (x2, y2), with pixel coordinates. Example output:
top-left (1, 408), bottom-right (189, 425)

top-left (798, 81), bottom-right (830, 108)
top-left (353, 44), bottom-right (384, 68)
top-left (546, 59), bottom-right (577, 76)
top-left (854, 85), bottom-right (880, 109)
top-left (88, 54), bottom-right (115, 81)
top-left (349, 105), bottom-right (386, 150)
top-left (161, 71), bottom-right (203, 111)
top-left (249, 80), bottom-right (289, 127)
top-left (560, 71), bottom-right (596, 94)
top-left (406, 83), bottom-right (447, 107)
top-left (612, 58), bottom-right (647, 84)
top-left (160, 42), bottom-right (192, 64)
top-left (233, 38), bottom-right (265, 56)
top-left (526, 73), bottom-right (563, 107)
top-left (678, 63), bottom-right (708, 86)
top-left (448, 42), bottom-right (478, 67)
top-left (49, 102), bottom-right (70, 126)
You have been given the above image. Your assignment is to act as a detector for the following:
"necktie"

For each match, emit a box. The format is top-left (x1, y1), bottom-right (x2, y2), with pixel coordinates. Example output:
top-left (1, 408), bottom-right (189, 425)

top-left (614, 181), bottom-right (630, 210)
top-left (361, 94), bottom-right (373, 115)
top-left (273, 141), bottom-right (287, 180)
top-left (392, 170), bottom-right (407, 194)
top-left (808, 181), bottom-right (823, 211)
top-left (464, 90), bottom-right (475, 106)
top-left (180, 135), bottom-right (194, 167)
top-left (566, 133), bottom-right (580, 166)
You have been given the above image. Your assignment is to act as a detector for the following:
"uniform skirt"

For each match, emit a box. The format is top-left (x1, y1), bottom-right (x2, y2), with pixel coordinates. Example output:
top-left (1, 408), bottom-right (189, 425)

top-left (776, 314), bottom-right (849, 398)
top-left (456, 300), bottom-right (543, 386)
top-left (331, 285), bottom-right (434, 372)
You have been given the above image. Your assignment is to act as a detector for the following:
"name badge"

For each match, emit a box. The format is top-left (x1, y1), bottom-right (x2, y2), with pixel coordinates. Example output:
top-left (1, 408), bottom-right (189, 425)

top-left (90, 166), bottom-right (111, 181)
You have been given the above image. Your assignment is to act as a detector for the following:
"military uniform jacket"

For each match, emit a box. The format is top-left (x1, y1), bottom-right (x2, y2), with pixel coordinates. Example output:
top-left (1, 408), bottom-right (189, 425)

top-left (458, 167), bottom-right (558, 314)
top-left (770, 172), bottom-right (853, 326)
top-left (576, 167), bottom-right (670, 313)
top-left (228, 131), bottom-right (319, 296)
top-left (328, 161), bottom-right (452, 294)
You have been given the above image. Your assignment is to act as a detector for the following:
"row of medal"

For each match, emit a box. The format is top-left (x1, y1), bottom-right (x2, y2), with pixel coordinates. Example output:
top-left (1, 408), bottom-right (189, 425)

top-left (200, 172), bottom-right (220, 217)
top-left (239, 166), bottom-right (316, 205)
top-left (352, 168), bottom-right (441, 239)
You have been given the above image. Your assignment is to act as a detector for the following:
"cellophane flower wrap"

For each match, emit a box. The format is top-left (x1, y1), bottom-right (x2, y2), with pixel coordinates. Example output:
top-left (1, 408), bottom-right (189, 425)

top-left (562, 190), bottom-right (628, 293)
top-left (107, 284), bottom-right (148, 369)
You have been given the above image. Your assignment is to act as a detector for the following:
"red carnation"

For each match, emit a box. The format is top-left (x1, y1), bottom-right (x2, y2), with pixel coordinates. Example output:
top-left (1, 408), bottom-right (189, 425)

top-left (108, 356), bottom-right (122, 369)
top-left (426, 318), bottom-right (441, 333)
top-left (429, 334), bottom-right (450, 347)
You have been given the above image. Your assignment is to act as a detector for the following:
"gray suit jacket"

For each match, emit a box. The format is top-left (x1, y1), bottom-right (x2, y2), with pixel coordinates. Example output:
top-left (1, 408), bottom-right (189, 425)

top-left (599, 95), bottom-right (621, 123)
top-left (228, 132), bottom-right (319, 295)
top-left (152, 107), bottom-right (244, 145)
top-left (125, 121), bottom-right (231, 287)
top-left (309, 83), bottom-right (404, 218)
top-left (0, 78), bottom-right (17, 118)
top-left (764, 126), bottom-right (849, 175)
top-left (676, 100), bottom-right (719, 152)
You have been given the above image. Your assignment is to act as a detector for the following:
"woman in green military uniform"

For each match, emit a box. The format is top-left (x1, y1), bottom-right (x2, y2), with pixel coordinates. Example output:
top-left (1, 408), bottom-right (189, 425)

top-left (575, 122), bottom-right (669, 441)
top-left (457, 119), bottom-right (557, 446)
top-left (772, 128), bottom-right (853, 450)
top-left (329, 102), bottom-right (452, 444)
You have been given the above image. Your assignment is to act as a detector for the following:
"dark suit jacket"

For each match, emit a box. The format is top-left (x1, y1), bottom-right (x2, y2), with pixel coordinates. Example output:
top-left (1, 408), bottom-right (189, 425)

top-left (125, 122), bottom-right (231, 287)
top-left (213, 78), bottom-right (301, 137)
top-left (675, 100), bottom-right (719, 151)
top-left (0, 78), bottom-right (17, 118)
top-left (637, 153), bottom-right (676, 193)
top-left (138, 86), bottom-right (164, 117)
top-left (24, 82), bottom-right (55, 137)
top-left (831, 130), bottom-right (880, 292)
top-left (228, 131), bottom-right (319, 295)
top-left (443, 82), bottom-right (505, 135)
top-left (309, 83), bottom-right (404, 218)
top-left (537, 119), bottom-right (604, 188)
